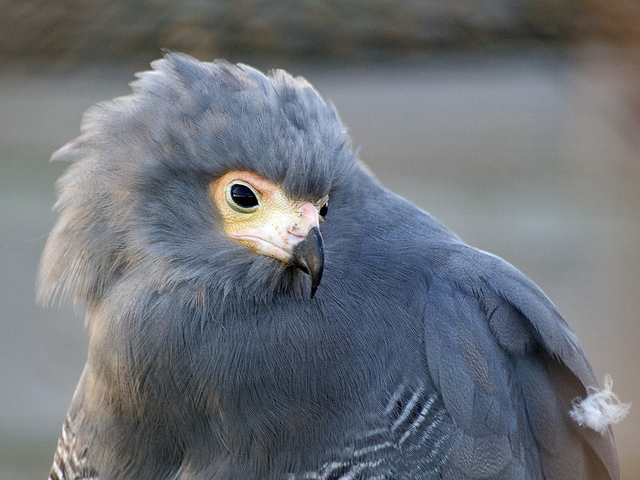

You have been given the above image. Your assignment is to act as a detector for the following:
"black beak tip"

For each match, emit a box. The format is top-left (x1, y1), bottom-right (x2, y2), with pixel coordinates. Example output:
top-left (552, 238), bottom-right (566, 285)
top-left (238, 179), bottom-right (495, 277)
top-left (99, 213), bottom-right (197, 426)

top-left (291, 227), bottom-right (324, 299)
top-left (309, 277), bottom-right (320, 299)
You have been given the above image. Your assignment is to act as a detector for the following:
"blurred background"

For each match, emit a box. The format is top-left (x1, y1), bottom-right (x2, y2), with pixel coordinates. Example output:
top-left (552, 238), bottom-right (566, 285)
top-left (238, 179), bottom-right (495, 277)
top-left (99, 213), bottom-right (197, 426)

top-left (0, 0), bottom-right (638, 478)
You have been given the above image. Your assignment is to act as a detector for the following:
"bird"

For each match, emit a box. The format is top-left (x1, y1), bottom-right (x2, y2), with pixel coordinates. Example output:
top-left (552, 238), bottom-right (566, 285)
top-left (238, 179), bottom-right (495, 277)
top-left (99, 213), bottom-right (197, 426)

top-left (38, 53), bottom-right (629, 480)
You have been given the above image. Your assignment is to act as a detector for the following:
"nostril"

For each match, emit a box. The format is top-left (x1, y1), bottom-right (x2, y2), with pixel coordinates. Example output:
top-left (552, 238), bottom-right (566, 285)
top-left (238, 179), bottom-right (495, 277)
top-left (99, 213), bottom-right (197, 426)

top-left (287, 231), bottom-right (305, 243)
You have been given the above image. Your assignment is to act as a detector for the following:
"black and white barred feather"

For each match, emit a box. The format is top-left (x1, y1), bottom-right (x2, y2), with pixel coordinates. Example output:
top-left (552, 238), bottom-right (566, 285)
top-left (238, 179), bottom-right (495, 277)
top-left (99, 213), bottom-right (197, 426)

top-left (49, 416), bottom-right (98, 480)
top-left (293, 383), bottom-right (452, 480)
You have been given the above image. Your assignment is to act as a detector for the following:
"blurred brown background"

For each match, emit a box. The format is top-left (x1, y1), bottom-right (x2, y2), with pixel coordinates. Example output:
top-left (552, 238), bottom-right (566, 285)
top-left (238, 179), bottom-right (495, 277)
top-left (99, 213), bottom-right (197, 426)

top-left (1, 1), bottom-right (638, 478)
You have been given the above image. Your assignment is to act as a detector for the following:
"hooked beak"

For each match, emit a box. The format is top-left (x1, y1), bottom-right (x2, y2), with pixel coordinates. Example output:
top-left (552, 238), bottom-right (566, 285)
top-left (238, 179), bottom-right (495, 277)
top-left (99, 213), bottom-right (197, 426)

top-left (290, 226), bottom-right (324, 298)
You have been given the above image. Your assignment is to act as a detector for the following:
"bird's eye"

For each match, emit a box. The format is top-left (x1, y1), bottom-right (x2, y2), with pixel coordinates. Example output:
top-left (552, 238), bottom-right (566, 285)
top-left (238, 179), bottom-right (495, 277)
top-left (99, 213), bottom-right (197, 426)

top-left (227, 182), bottom-right (259, 212)
top-left (318, 202), bottom-right (328, 222)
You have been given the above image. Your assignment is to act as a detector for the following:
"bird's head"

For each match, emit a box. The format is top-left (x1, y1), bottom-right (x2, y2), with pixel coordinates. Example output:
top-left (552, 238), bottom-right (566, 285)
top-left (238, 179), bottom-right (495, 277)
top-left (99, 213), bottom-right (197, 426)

top-left (211, 170), bottom-right (328, 297)
top-left (38, 53), bottom-right (358, 308)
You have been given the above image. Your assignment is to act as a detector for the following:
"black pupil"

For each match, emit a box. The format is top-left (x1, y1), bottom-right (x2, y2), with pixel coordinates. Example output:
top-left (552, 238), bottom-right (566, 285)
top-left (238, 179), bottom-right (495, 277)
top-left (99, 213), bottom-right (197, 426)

top-left (230, 184), bottom-right (258, 209)
top-left (319, 203), bottom-right (328, 219)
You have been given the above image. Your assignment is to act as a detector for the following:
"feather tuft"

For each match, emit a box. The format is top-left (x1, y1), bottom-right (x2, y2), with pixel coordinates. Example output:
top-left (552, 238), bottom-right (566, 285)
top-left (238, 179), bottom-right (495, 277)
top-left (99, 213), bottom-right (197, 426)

top-left (569, 375), bottom-right (630, 434)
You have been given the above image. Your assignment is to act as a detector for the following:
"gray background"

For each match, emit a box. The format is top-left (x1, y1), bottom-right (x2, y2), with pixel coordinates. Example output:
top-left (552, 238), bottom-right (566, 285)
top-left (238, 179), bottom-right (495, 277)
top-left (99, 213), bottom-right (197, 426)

top-left (0, 0), bottom-right (639, 478)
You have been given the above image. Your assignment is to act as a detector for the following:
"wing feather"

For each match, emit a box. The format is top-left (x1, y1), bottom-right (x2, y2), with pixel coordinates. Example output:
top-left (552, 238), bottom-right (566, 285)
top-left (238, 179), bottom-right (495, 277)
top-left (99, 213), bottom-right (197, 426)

top-left (424, 244), bottom-right (620, 479)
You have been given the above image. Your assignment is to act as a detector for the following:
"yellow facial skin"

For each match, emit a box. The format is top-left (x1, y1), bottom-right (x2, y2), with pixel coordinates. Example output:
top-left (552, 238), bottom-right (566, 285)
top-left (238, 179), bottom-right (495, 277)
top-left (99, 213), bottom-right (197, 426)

top-left (211, 171), bottom-right (328, 265)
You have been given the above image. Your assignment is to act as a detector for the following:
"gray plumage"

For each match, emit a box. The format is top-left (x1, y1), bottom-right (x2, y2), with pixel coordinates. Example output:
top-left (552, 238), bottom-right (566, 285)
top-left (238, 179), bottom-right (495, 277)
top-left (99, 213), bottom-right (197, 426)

top-left (39, 53), bottom-right (622, 480)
